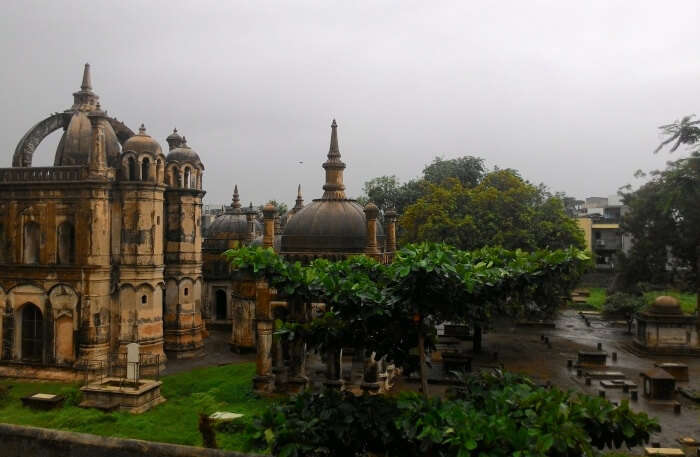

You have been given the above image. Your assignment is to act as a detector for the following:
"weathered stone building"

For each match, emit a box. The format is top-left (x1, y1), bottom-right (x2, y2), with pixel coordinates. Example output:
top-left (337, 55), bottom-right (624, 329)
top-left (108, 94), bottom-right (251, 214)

top-left (0, 64), bottom-right (205, 380)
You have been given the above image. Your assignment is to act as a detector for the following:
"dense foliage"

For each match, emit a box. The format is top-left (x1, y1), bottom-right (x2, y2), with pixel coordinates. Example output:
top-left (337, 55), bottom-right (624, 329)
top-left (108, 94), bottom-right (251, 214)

top-left (616, 114), bottom-right (700, 293)
top-left (357, 156), bottom-right (485, 215)
top-left (248, 371), bottom-right (660, 457)
top-left (400, 170), bottom-right (585, 251)
top-left (617, 151), bottom-right (700, 290)
top-left (225, 243), bottom-right (589, 391)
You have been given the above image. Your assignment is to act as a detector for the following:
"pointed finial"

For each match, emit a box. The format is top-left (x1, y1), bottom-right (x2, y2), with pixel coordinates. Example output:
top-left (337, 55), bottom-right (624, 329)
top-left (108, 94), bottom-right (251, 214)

top-left (139, 123), bottom-right (146, 135)
top-left (232, 184), bottom-right (241, 209)
top-left (328, 118), bottom-right (340, 157)
top-left (297, 184), bottom-right (302, 198)
top-left (173, 127), bottom-right (178, 134)
top-left (81, 63), bottom-right (92, 91)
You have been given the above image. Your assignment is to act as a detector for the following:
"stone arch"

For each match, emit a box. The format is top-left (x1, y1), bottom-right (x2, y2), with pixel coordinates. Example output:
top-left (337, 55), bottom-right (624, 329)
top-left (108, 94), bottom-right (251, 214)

top-left (19, 302), bottom-right (43, 362)
top-left (13, 114), bottom-right (134, 168)
top-left (183, 166), bottom-right (191, 189)
top-left (215, 289), bottom-right (227, 320)
top-left (12, 113), bottom-right (67, 167)
top-left (57, 221), bottom-right (75, 264)
top-left (140, 157), bottom-right (151, 182)
top-left (156, 158), bottom-right (164, 184)
top-left (128, 156), bottom-right (138, 181)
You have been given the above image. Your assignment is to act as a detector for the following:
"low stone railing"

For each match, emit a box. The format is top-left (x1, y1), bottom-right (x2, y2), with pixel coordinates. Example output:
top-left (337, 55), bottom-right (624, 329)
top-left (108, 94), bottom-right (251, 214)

top-left (0, 166), bottom-right (85, 183)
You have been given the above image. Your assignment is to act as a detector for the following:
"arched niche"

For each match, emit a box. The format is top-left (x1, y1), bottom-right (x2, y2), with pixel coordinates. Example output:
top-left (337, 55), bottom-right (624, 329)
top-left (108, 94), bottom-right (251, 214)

top-left (23, 221), bottom-right (41, 264)
top-left (57, 221), bottom-right (75, 264)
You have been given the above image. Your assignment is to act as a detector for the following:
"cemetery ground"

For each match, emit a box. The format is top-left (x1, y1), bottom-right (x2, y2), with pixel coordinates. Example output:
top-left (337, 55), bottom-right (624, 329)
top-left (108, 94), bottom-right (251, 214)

top-left (0, 317), bottom-right (698, 454)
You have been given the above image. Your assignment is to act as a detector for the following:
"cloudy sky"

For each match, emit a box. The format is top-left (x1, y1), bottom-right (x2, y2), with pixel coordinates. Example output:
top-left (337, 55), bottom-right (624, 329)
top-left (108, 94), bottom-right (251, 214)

top-left (1, 1), bottom-right (699, 208)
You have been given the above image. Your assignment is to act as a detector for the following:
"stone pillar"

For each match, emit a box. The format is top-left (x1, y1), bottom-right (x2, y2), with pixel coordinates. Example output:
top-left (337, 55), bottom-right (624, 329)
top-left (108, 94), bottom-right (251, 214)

top-left (271, 330), bottom-right (288, 392)
top-left (323, 348), bottom-right (344, 390)
top-left (252, 280), bottom-right (274, 393)
top-left (364, 203), bottom-right (380, 258)
top-left (263, 204), bottom-right (276, 249)
top-left (286, 299), bottom-right (309, 393)
top-left (245, 208), bottom-right (257, 243)
top-left (384, 209), bottom-right (397, 253)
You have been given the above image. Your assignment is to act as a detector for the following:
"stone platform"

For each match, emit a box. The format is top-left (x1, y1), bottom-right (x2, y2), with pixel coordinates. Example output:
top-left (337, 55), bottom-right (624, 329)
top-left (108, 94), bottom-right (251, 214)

top-left (79, 377), bottom-right (165, 414)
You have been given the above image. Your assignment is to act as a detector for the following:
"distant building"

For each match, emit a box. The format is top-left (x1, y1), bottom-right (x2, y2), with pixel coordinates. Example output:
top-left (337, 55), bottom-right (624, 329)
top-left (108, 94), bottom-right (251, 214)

top-left (576, 196), bottom-right (631, 269)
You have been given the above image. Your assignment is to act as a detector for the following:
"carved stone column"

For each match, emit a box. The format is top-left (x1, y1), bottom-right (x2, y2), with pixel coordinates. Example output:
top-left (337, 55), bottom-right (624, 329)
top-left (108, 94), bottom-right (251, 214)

top-left (364, 203), bottom-right (380, 259)
top-left (252, 280), bottom-right (274, 393)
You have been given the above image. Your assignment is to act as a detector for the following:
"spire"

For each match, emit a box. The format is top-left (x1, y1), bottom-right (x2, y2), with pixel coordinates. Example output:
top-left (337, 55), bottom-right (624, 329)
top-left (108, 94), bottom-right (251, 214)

top-left (328, 119), bottom-right (340, 160)
top-left (232, 184), bottom-right (241, 209)
top-left (72, 63), bottom-right (99, 110)
top-left (294, 184), bottom-right (304, 211)
top-left (81, 63), bottom-right (92, 91)
top-left (321, 118), bottom-right (347, 199)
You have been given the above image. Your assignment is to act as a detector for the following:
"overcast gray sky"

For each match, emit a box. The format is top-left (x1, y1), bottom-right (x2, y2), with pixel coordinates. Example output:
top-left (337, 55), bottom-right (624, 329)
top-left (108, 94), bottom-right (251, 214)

top-left (1, 1), bottom-right (699, 208)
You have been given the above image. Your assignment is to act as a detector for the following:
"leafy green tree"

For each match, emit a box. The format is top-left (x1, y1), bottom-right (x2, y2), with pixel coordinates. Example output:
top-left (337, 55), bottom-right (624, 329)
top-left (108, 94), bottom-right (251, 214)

top-left (359, 175), bottom-right (424, 214)
top-left (400, 170), bottom-right (584, 251)
top-left (422, 155), bottom-right (485, 187)
top-left (602, 293), bottom-right (644, 334)
top-left (617, 114), bottom-right (700, 297)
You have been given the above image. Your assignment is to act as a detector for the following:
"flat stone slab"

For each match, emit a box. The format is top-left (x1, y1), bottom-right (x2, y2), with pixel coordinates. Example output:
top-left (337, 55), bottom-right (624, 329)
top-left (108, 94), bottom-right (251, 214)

top-left (644, 448), bottom-right (685, 456)
top-left (600, 380), bottom-right (637, 388)
top-left (585, 370), bottom-right (625, 380)
top-left (21, 393), bottom-right (64, 410)
top-left (209, 412), bottom-right (243, 422)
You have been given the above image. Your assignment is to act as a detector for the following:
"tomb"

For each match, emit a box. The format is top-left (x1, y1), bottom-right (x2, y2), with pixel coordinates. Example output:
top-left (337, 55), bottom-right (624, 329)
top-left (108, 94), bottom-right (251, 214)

top-left (21, 393), bottom-right (64, 410)
top-left (634, 296), bottom-right (699, 355)
top-left (584, 370), bottom-right (625, 380)
top-left (600, 379), bottom-right (637, 389)
top-left (79, 343), bottom-right (166, 414)
top-left (655, 362), bottom-right (689, 382)
top-left (576, 351), bottom-right (607, 367)
top-left (641, 368), bottom-right (676, 401)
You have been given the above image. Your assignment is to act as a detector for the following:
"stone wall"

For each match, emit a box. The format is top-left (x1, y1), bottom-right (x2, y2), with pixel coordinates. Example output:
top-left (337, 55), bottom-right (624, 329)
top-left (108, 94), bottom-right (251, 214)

top-left (0, 423), bottom-right (264, 457)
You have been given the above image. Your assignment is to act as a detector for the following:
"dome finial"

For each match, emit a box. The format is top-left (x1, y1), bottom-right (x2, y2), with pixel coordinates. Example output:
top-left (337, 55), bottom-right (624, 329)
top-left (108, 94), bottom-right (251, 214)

top-left (139, 123), bottom-right (146, 134)
top-left (321, 118), bottom-right (346, 199)
top-left (232, 184), bottom-right (241, 209)
top-left (81, 63), bottom-right (92, 91)
top-left (294, 184), bottom-right (304, 210)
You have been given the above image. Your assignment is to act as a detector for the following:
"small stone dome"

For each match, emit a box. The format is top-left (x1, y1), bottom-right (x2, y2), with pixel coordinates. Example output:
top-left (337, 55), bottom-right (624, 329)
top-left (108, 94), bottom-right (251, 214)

top-left (650, 295), bottom-right (682, 315)
top-left (122, 124), bottom-right (162, 156)
top-left (166, 128), bottom-right (182, 144)
top-left (207, 213), bottom-right (261, 238)
top-left (54, 110), bottom-right (120, 166)
top-left (166, 136), bottom-right (202, 167)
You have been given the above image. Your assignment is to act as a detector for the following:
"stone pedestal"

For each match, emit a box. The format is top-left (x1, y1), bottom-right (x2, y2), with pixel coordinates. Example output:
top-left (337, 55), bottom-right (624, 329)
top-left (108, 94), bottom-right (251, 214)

top-left (272, 336), bottom-right (288, 391)
top-left (361, 355), bottom-right (381, 394)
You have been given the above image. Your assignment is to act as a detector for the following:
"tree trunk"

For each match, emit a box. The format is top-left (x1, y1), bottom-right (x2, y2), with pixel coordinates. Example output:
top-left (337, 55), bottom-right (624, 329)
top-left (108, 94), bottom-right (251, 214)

top-left (418, 327), bottom-right (429, 398)
top-left (473, 325), bottom-right (482, 353)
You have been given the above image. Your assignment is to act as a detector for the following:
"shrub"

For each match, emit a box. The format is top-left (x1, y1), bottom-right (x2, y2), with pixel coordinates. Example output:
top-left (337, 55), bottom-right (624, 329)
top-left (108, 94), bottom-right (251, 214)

top-left (251, 372), bottom-right (660, 457)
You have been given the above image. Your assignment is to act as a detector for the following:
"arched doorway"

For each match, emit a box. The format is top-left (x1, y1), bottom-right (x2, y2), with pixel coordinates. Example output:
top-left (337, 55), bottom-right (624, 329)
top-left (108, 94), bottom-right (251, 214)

top-left (215, 289), bottom-right (227, 320)
top-left (21, 303), bottom-right (43, 362)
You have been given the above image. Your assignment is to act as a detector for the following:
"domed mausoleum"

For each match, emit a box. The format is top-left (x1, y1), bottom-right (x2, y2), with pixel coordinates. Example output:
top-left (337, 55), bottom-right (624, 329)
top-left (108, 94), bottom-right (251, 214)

top-left (634, 295), bottom-right (699, 355)
top-left (279, 120), bottom-right (396, 262)
top-left (0, 64), bottom-right (207, 381)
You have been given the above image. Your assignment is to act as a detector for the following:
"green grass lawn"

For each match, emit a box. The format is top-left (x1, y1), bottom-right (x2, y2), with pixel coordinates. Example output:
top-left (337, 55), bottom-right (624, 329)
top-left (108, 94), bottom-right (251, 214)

top-left (581, 287), bottom-right (697, 314)
top-left (0, 362), bottom-right (273, 452)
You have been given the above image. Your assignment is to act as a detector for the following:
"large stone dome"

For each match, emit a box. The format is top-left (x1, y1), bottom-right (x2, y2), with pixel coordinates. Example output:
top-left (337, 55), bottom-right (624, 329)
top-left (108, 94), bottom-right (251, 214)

top-left (280, 120), bottom-right (384, 255)
top-left (54, 108), bottom-right (121, 166)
